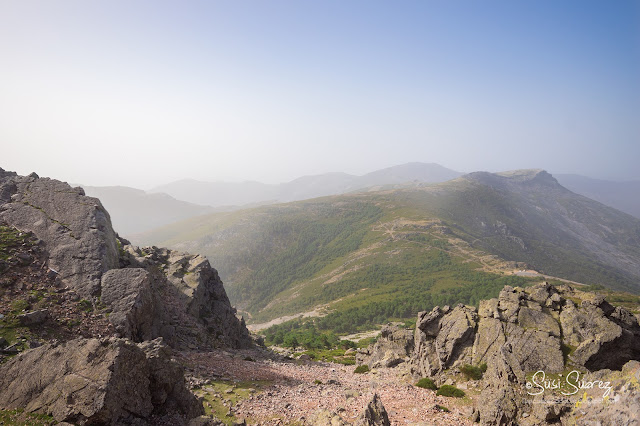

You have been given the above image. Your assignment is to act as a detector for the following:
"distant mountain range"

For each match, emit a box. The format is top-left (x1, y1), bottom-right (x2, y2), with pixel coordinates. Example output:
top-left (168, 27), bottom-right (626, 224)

top-left (81, 163), bottom-right (640, 239)
top-left (134, 169), bottom-right (640, 330)
top-left (149, 162), bottom-right (463, 207)
top-left (555, 174), bottom-right (640, 219)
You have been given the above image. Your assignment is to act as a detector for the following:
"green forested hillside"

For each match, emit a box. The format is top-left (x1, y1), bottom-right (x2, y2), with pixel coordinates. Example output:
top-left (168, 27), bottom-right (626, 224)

top-left (135, 170), bottom-right (640, 331)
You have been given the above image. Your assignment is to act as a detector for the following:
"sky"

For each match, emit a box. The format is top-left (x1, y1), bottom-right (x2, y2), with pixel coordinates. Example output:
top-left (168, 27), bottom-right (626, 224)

top-left (1, 0), bottom-right (639, 188)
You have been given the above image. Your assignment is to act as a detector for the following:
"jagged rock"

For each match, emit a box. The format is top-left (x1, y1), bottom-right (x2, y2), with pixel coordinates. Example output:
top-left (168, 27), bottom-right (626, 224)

top-left (0, 337), bottom-right (203, 424)
top-left (0, 174), bottom-right (119, 297)
top-left (560, 298), bottom-right (640, 371)
top-left (562, 360), bottom-right (640, 425)
top-left (356, 325), bottom-right (413, 368)
top-left (354, 393), bottom-right (390, 426)
top-left (407, 282), bottom-right (640, 425)
top-left (121, 245), bottom-right (252, 349)
top-left (101, 268), bottom-right (156, 341)
top-left (413, 305), bottom-right (476, 376)
top-left (478, 344), bottom-right (526, 425)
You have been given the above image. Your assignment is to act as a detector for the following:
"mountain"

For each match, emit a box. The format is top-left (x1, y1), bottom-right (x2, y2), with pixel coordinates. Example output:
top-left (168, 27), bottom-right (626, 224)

top-left (555, 174), bottom-right (640, 219)
top-left (135, 169), bottom-right (640, 331)
top-left (81, 185), bottom-right (215, 237)
top-left (150, 162), bottom-right (463, 207)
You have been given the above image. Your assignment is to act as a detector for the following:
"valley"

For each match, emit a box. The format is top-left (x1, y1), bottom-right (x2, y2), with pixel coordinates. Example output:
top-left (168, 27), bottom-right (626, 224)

top-left (136, 170), bottom-right (640, 336)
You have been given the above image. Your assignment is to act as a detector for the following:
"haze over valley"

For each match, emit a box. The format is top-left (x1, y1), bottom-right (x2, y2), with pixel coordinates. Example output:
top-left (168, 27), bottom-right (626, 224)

top-left (2, 1), bottom-right (639, 424)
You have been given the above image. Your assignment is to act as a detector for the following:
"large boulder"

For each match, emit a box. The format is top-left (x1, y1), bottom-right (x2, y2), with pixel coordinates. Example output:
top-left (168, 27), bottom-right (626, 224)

top-left (0, 173), bottom-right (119, 297)
top-left (413, 304), bottom-right (477, 377)
top-left (0, 337), bottom-right (203, 424)
top-left (356, 325), bottom-right (413, 368)
top-left (101, 268), bottom-right (157, 341)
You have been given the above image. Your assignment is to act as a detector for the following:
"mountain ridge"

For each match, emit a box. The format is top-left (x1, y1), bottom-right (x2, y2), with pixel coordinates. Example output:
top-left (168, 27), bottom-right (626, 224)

top-left (135, 169), bottom-right (640, 332)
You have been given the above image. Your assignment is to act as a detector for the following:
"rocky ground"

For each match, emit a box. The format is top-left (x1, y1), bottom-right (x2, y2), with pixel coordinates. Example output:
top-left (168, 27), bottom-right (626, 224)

top-left (180, 349), bottom-right (473, 425)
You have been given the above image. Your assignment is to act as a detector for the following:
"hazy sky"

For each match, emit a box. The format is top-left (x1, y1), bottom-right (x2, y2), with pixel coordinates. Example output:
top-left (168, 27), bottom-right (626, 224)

top-left (2, 0), bottom-right (639, 188)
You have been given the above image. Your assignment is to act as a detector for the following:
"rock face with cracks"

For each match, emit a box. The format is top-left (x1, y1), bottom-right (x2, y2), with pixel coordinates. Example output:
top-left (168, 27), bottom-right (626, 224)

top-left (0, 337), bottom-right (203, 425)
top-left (0, 169), bottom-right (251, 350)
top-left (0, 170), bottom-right (119, 297)
top-left (0, 168), bottom-right (252, 424)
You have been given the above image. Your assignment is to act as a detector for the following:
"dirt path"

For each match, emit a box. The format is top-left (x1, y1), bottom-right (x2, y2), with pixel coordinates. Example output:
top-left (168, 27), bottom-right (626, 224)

top-left (181, 349), bottom-right (473, 425)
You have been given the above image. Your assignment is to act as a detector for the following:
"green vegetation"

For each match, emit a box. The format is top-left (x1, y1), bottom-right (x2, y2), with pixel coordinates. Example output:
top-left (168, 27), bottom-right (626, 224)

top-left (10, 299), bottom-right (29, 314)
top-left (436, 385), bottom-right (465, 398)
top-left (0, 409), bottom-right (56, 426)
top-left (77, 299), bottom-right (93, 312)
top-left (192, 379), bottom-right (269, 425)
top-left (312, 273), bottom-right (531, 334)
top-left (137, 178), bottom-right (640, 335)
top-left (460, 363), bottom-right (487, 380)
top-left (415, 377), bottom-right (437, 390)
top-left (354, 365), bottom-right (370, 374)
top-left (436, 405), bottom-right (450, 412)
top-left (264, 321), bottom-right (355, 350)
top-left (0, 225), bottom-right (33, 262)
top-left (300, 348), bottom-right (356, 365)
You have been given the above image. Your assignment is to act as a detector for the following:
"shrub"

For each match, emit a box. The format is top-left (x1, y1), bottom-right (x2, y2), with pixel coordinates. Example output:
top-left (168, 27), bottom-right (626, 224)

top-left (415, 377), bottom-right (437, 390)
top-left (10, 299), bottom-right (28, 313)
top-left (460, 363), bottom-right (487, 380)
top-left (436, 385), bottom-right (465, 398)
top-left (436, 405), bottom-right (450, 412)
top-left (354, 365), bottom-right (370, 374)
top-left (314, 379), bottom-right (323, 385)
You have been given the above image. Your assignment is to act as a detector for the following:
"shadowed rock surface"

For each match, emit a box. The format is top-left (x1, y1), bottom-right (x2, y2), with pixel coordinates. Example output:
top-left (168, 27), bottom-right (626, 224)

top-left (0, 337), bottom-right (202, 425)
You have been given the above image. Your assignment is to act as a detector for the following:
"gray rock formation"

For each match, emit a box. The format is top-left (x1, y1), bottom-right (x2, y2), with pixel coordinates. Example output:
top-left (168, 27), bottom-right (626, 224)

top-left (354, 393), bottom-right (390, 426)
top-left (101, 268), bottom-right (156, 341)
top-left (118, 245), bottom-right (252, 349)
top-left (0, 172), bottom-right (119, 297)
top-left (414, 304), bottom-right (477, 378)
top-left (356, 325), bottom-right (413, 368)
top-left (403, 282), bottom-right (640, 425)
top-left (0, 169), bottom-right (251, 350)
top-left (0, 169), bottom-right (252, 423)
top-left (0, 337), bottom-right (202, 424)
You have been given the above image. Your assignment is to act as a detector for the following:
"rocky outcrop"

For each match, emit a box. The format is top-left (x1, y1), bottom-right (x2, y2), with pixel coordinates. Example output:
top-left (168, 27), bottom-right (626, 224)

top-left (354, 393), bottom-right (390, 426)
top-left (0, 169), bottom-right (251, 350)
top-left (403, 282), bottom-right (640, 425)
top-left (0, 172), bottom-right (119, 297)
top-left (0, 337), bottom-right (202, 424)
top-left (118, 245), bottom-right (252, 349)
top-left (413, 304), bottom-right (477, 378)
top-left (0, 169), bottom-right (252, 423)
top-left (356, 325), bottom-right (413, 368)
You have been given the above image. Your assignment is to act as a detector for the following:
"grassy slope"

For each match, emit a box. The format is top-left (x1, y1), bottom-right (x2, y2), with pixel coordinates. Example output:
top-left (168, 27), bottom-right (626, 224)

top-left (136, 177), bottom-right (640, 331)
